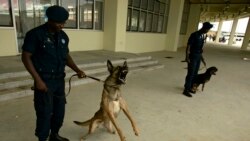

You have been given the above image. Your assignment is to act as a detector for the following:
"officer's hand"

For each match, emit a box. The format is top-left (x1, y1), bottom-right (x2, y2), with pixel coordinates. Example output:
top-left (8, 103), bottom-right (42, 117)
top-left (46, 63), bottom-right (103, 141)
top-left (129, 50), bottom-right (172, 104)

top-left (35, 79), bottom-right (48, 92)
top-left (77, 70), bottom-right (86, 78)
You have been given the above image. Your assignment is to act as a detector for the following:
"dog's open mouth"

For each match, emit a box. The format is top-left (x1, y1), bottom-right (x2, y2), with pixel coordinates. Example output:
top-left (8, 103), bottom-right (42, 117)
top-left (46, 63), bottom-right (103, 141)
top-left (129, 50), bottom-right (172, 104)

top-left (212, 69), bottom-right (218, 75)
top-left (119, 70), bottom-right (128, 84)
top-left (208, 67), bottom-right (218, 75)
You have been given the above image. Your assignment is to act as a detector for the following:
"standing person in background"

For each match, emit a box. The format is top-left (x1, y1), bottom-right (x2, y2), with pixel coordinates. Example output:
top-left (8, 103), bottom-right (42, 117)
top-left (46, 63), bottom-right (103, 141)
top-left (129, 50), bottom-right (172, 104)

top-left (22, 5), bottom-right (86, 141)
top-left (183, 22), bottom-right (213, 97)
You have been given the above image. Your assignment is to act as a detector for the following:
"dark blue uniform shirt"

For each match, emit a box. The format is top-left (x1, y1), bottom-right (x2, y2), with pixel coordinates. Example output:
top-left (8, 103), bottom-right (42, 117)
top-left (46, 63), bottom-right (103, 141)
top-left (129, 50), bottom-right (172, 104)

top-left (22, 23), bottom-right (69, 74)
top-left (188, 31), bottom-right (205, 55)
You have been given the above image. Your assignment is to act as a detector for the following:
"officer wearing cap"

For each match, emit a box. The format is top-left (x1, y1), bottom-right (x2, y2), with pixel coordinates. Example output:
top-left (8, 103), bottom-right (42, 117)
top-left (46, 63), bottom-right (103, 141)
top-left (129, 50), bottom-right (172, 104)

top-left (183, 22), bottom-right (213, 97)
top-left (22, 5), bottom-right (86, 141)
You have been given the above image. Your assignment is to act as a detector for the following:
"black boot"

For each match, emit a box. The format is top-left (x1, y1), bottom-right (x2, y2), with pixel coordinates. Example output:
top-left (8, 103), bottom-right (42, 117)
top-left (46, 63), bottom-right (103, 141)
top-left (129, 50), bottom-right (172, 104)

top-left (49, 134), bottom-right (69, 141)
top-left (183, 90), bottom-right (192, 97)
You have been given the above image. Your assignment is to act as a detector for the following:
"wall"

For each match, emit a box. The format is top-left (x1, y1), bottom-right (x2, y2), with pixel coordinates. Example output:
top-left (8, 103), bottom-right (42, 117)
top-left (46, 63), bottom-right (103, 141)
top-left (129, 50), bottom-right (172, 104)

top-left (0, 0), bottom-right (189, 56)
top-left (176, 4), bottom-right (200, 49)
top-left (103, 0), bottom-right (117, 51)
top-left (185, 4), bottom-right (201, 44)
top-left (103, 0), bottom-right (128, 52)
top-left (65, 30), bottom-right (103, 51)
top-left (178, 35), bottom-right (187, 48)
top-left (126, 33), bottom-right (166, 53)
top-left (165, 0), bottom-right (184, 51)
top-left (0, 28), bottom-right (18, 56)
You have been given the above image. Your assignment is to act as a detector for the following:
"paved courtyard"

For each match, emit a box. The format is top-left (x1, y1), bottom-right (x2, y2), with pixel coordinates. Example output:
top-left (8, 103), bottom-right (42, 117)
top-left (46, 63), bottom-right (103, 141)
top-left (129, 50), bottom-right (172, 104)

top-left (0, 43), bottom-right (250, 141)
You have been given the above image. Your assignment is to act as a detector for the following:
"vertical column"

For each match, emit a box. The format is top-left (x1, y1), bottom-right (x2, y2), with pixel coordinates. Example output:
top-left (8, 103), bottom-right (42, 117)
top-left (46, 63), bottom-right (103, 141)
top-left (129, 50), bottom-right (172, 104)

top-left (185, 4), bottom-right (201, 45)
top-left (241, 16), bottom-right (250, 50)
top-left (165, 0), bottom-right (184, 51)
top-left (103, 0), bottom-right (128, 52)
top-left (228, 17), bottom-right (238, 46)
top-left (215, 20), bottom-right (223, 43)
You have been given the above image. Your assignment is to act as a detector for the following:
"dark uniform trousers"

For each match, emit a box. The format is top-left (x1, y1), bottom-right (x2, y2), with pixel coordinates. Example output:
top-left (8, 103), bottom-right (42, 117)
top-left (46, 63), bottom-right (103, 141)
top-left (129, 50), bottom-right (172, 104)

top-left (184, 53), bottom-right (201, 91)
top-left (34, 74), bottom-right (66, 141)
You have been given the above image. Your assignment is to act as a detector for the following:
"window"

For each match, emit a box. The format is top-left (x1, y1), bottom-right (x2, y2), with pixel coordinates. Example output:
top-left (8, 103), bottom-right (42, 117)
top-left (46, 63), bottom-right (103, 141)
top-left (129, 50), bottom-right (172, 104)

top-left (128, 0), bottom-right (132, 6)
top-left (79, 0), bottom-right (104, 30)
top-left (127, 8), bottom-right (132, 30)
top-left (127, 0), bottom-right (169, 33)
top-left (141, 0), bottom-right (147, 10)
top-left (0, 0), bottom-right (13, 26)
top-left (157, 15), bottom-right (163, 32)
top-left (139, 11), bottom-right (146, 32)
top-left (152, 14), bottom-right (159, 32)
top-left (133, 0), bottom-right (141, 8)
top-left (94, 0), bottom-right (103, 30)
top-left (60, 0), bottom-right (77, 28)
top-left (159, 3), bottom-right (165, 14)
top-left (145, 13), bottom-right (153, 32)
top-left (163, 15), bottom-right (168, 33)
top-left (148, 0), bottom-right (154, 11)
top-left (154, 1), bottom-right (160, 13)
top-left (131, 9), bottom-right (139, 31)
top-left (79, 0), bottom-right (94, 29)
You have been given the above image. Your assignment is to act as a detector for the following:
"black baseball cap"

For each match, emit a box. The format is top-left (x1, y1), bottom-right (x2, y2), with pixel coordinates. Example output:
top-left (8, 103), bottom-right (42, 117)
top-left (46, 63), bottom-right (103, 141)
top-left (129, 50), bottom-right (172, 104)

top-left (46, 5), bottom-right (69, 23)
top-left (202, 22), bottom-right (213, 29)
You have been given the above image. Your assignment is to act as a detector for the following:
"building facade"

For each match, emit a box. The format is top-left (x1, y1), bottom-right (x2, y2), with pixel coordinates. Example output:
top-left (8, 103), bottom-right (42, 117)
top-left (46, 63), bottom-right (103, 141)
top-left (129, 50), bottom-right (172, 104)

top-left (0, 0), bottom-right (249, 57)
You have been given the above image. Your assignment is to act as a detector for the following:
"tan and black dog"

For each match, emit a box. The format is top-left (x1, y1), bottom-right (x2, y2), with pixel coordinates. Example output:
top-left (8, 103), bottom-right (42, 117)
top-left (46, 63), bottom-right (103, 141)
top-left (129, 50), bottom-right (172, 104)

top-left (74, 60), bottom-right (139, 141)
top-left (191, 66), bottom-right (218, 93)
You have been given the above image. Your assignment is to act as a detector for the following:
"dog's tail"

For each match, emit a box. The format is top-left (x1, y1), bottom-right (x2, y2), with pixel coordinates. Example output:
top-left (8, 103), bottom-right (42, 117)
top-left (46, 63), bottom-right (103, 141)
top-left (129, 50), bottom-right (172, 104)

top-left (73, 119), bottom-right (91, 126)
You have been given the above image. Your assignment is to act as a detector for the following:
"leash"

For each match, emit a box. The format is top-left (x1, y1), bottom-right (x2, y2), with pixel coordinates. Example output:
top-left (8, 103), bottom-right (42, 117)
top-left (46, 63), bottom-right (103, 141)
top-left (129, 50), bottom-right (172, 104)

top-left (87, 75), bottom-right (119, 88)
top-left (31, 74), bottom-right (105, 98)
top-left (67, 74), bottom-right (121, 96)
top-left (86, 75), bottom-right (105, 83)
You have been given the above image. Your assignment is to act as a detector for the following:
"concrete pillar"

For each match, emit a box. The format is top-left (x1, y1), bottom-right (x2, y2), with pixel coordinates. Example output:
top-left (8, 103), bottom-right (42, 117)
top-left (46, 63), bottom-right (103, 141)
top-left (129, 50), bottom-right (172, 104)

top-left (185, 4), bottom-right (201, 45)
top-left (103, 0), bottom-right (128, 52)
top-left (228, 17), bottom-right (238, 46)
top-left (165, 0), bottom-right (184, 51)
top-left (215, 20), bottom-right (223, 43)
top-left (241, 16), bottom-right (250, 50)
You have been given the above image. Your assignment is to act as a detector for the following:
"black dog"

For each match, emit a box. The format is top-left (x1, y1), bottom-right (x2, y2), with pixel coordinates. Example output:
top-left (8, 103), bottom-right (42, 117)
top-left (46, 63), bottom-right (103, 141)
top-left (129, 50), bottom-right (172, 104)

top-left (191, 66), bottom-right (218, 93)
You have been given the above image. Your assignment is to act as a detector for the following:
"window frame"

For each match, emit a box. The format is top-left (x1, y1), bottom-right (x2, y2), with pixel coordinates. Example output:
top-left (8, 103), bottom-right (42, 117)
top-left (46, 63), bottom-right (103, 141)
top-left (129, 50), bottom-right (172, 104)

top-left (79, 0), bottom-right (94, 29)
top-left (127, 0), bottom-right (169, 33)
top-left (0, 0), bottom-right (14, 27)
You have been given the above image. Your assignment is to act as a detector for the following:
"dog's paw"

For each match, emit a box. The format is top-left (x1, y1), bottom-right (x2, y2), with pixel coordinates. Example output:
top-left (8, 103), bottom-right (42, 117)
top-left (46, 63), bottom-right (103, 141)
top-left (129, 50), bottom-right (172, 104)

top-left (81, 135), bottom-right (88, 141)
top-left (121, 136), bottom-right (126, 141)
top-left (134, 128), bottom-right (139, 136)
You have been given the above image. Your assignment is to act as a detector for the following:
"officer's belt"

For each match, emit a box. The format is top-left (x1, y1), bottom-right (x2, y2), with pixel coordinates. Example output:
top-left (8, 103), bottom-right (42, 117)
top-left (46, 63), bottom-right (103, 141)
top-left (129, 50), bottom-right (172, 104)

top-left (40, 73), bottom-right (66, 79)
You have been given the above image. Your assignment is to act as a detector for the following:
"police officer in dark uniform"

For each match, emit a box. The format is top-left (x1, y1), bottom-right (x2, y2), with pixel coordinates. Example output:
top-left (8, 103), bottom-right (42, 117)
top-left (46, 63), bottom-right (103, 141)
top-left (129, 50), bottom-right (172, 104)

top-left (22, 5), bottom-right (86, 141)
top-left (183, 22), bottom-right (213, 97)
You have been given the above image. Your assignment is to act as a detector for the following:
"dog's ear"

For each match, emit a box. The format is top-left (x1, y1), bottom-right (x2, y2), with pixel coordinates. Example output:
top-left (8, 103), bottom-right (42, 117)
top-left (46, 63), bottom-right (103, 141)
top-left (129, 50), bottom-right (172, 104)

top-left (107, 60), bottom-right (113, 73)
top-left (123, 61), bottom-right (127, 68)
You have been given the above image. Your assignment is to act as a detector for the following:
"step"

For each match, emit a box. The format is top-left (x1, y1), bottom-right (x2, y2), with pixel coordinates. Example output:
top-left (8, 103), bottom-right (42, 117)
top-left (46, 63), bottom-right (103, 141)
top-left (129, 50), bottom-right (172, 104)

top-left (0, 63), bottom-right (164, 102)
top-left (0, 58), bottom-right (158, 90)
top-left (0, 56), bottom-right (152, 80)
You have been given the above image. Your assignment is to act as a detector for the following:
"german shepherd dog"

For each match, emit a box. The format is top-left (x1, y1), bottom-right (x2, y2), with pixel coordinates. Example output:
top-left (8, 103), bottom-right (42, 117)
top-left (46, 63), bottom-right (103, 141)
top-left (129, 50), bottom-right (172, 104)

top-left (74, 60), bottom-right (139, 141)
top-left (191, 66), bottom-right (218, 93)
